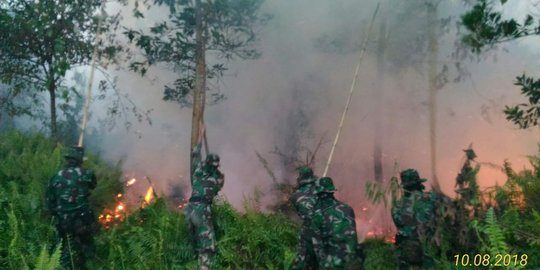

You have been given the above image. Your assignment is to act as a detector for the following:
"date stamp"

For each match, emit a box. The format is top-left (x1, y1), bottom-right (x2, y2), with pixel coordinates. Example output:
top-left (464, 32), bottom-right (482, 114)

top-left (454, 254), bottom-right (528, 267)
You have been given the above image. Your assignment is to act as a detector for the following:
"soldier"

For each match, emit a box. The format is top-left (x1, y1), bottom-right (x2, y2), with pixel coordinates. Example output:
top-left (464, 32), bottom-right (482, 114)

top-left (185, 125), bottom-right (224, 270)
top-left (391, 169), bottom-right (438, 270)
top-left (47, 146), bottom-right (97, 270)
top-left (310, 177), bottom-right (360, 270)
top-left (289, 165), bottom-right (319, 269)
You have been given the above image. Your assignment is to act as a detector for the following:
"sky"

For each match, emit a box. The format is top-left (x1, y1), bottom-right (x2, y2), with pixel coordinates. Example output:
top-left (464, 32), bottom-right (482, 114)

top-left (14, 0), bottom-right (540, 239)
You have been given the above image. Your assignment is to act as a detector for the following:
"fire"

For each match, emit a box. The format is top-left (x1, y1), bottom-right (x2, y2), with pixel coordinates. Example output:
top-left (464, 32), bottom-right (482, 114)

top-left (365, 228), bottom-right (395, 244)
top-left (117, 203), bottom-right (125, 211)
top-left (98, 201), bottom-right (126, 229)
top-left (144, 186), bottom-right (154, 204)
top-left (126, 178), bottom-right (136, 186)
top-left (177, 198), bottom-right (188, 209)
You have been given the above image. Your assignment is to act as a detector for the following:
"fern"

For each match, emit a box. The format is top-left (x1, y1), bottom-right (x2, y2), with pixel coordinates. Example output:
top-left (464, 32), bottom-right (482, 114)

top-left (34, 244), bottom-right (61, 270)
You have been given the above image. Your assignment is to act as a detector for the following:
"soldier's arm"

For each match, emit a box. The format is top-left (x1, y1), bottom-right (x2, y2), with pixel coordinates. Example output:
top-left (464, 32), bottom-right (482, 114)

top-left (311, 214), bottom-right (328, 268)
top-left (191, 123), bottom-right (205, 174)
top-left (191, 143), bottom-right (202, 175)
top-left (84, 169), bottom-right (97, 189)
top-left (218, 172), bottom-right (225, 190)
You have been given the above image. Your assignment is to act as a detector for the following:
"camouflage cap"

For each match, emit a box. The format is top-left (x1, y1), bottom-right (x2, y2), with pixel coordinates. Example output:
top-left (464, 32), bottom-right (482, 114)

top-left (64, 146), bottom-right (84, 162)
top-left (400, 169), bottom-right (426, 188)
top-left (316, 177), bottom-right (337, 193)
top-left (297, 165), bottom-right (314, 179)
top-left (464, 148), bottom-right (477, 160)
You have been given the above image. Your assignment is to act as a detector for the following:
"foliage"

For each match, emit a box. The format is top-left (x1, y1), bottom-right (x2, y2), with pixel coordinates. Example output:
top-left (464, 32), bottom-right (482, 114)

top-left (503, 75), bottom-right (540, 129)
top-left (461, 0), bottom-right (540, 129)
top-left (472, 208), bottom-right (508, 255)
top-left (94, 197), bottom-right (298, 269)
top-left (503, 156), bottom-right (540, 213)
top-left (461, 0), bottom-right (540, 53)
top-left (365, 174), bottom-right (400, 208)
top-left (3, 129), bottom-right (540, 269)
top-left (0, 130), bottom-right (298, 269)
top-left (0, 0), bottom-right (149, 140)
top-left (125, 0), bottom-right (269, 106)
top-left (0, 130), bottom-right (123, 269)
top-left (362, 238), bottom-right (396, 270)
top-left (0, 0), bottom-right (115, 138)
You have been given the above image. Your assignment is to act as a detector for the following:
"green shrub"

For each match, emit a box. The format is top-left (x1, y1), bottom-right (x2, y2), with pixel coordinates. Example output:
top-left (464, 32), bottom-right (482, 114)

top-left (0, 130), bottom-right (123, 269)
top-left (94, 198), bottom-right (298, 270)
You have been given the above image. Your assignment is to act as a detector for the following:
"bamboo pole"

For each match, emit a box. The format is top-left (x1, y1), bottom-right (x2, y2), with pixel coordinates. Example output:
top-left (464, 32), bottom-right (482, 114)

top-left (427, 1), bottom-right (442, 193)
top-left (322, 2), bottom-right (380, 177)
top-left (78, 1), bottom-right (105, 147)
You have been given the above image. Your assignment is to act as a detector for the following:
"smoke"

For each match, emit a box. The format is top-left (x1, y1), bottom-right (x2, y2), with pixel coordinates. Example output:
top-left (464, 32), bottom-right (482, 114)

top-left (65, 0), bottom-right (540, 238)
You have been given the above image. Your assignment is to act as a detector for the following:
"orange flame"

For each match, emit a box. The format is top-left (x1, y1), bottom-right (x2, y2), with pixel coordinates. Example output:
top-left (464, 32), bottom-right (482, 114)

top-left (98, 194), bottom-right (127, 229)
top-left (126, 178), bottom-right (136, 186)
top-left (116, 202), bottom-right (125, 211)
top-left (177, 198), bottom-right (188, 209)
top-left (144, 187), bottom-right (154, 204)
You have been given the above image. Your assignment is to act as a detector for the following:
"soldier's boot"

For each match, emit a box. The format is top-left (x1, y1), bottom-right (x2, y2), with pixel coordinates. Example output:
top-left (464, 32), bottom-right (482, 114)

top-left (198, 251), bottom-right (213, 270)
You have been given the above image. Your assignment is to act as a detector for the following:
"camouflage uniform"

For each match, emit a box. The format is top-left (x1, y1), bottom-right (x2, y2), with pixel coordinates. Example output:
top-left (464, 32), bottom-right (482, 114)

top-left (185, 143), bottom-right (224, 270)
top-left (391, 169), bottom-right (438, 270)
top-left (47, 146), bottom-right (97, 270)
top-left (289, 166), bottom-right (318, 270)
top-left (310, 177), bottom-right (360, 270)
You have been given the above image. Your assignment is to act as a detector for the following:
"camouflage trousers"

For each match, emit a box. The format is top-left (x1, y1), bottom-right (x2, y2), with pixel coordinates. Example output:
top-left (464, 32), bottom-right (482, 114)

top-left (52, 210), bottom-right (97, 270)
top-left (395, 236), bottom-right (426, 270)
top-left (185, 202), bottom-right (216, 270)
top-left (319, 252), bottom-right (362, 270)
top-left (292, 226), bottom-right (318, 270)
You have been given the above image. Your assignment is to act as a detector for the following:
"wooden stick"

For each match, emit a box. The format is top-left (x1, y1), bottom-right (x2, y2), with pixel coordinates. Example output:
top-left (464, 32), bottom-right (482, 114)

top-left (78, 1), bottom-right (105, 147)
top-left (202, 119), bottom-right (209, 156)
top-left (322, 2), bottom-right (380, 177)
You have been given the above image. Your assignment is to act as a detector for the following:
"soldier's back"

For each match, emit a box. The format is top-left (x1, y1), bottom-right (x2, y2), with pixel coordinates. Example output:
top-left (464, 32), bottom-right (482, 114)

top-left (313, 199), bottom-right (359, 269)
top-left (191, 166), bottom-right (224, 203)
top-left (48, 167), bottom-right (96, 214)
top-left (290, 182), bottom-right (318, 221)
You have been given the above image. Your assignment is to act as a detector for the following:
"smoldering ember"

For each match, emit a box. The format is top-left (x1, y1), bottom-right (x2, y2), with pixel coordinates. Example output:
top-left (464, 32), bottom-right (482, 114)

top-left (1, 0), bottom-right (539, 269)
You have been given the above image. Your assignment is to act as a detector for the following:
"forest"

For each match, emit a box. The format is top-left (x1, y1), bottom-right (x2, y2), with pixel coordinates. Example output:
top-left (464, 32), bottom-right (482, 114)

top-left (1, 0), bottom-right (540, 269)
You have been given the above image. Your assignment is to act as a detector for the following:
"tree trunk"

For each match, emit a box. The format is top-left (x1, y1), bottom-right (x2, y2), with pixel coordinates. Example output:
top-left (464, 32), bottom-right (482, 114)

top-left (373, 16), bottom-right (386, 183)
top-left (427, 1), bottom-right (441, 192)
top-left (191, 0), bottom-right (206, 176)
top-left (48, 75), bottom-right (58, 142)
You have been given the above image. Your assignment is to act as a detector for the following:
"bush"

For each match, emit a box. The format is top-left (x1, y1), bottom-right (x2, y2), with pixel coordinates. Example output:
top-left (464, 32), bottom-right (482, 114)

top-left (94, 198), bottom-right (298, 269)
top-left (0, 130), bottom-right (123, 269)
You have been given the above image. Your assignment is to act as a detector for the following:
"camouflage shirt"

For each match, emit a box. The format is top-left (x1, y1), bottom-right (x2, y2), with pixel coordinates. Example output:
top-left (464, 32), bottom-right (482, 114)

top-left (47, 165), bottom-right (96, 216)
top-left (289, 177), bottom-right (318, 223)
top-left (391, 191), bottom-right (438, 239)
top-left (190, 143), bottom-right (224, 203)
top-left (311, 195), bottom-right (359, 268)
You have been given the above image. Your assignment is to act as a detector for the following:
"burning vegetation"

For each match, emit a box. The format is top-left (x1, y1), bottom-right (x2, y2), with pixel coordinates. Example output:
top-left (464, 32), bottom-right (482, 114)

top-left (97, 176), bottom-right (166, 229)
top-left (98, 176), bottom-right (188, 229)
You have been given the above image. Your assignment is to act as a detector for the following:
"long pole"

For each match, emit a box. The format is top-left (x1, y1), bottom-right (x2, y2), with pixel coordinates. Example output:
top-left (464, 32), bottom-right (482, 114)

top-left (322, 3), bottom-right (380, 177)
top-left (427, 1), bottom-right (441, 192)
top-left (78, 1), bottom-right (105, 147)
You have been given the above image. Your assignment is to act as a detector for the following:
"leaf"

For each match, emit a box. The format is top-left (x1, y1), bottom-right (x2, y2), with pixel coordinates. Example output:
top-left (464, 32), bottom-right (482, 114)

top-left (133, 9), bottom-right (144, 19)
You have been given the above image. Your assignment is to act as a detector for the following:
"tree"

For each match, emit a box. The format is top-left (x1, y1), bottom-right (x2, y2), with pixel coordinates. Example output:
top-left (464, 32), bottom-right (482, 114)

top-left (461, 0), bottom-right (540, 129)
top-left (314, 0), bottom-right (451, 190)
top-left (0, 0), bottom-right (126, 141)
top-left (125, 0), bottom-right (268, 174)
